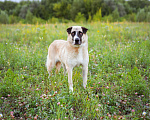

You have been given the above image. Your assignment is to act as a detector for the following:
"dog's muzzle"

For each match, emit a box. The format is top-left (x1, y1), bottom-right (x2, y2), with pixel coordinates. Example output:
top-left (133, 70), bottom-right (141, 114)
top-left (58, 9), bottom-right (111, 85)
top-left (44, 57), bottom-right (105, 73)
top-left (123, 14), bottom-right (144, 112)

top-left (74, 38), bottom-right (82, 45)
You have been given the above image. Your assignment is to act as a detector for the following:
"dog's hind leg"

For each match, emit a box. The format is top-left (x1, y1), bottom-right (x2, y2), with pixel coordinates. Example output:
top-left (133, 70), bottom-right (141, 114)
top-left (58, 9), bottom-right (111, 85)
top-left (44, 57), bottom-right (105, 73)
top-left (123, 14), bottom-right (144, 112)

top-left (56, 61), bottom-right (61, 73)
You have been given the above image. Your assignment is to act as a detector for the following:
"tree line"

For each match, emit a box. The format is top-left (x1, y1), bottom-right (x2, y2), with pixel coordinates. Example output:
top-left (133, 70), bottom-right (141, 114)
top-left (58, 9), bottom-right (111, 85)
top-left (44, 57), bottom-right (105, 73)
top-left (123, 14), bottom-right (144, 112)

top-left (0, 0), bottom-right (150, 24)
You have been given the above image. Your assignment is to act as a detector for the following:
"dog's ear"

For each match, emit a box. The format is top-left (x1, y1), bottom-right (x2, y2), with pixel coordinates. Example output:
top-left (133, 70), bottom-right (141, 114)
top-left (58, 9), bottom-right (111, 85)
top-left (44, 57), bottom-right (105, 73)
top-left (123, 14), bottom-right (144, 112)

top-left (67, 27), bottom-right (72, 34)
top-left (81, 27), bottom-right (88, 34)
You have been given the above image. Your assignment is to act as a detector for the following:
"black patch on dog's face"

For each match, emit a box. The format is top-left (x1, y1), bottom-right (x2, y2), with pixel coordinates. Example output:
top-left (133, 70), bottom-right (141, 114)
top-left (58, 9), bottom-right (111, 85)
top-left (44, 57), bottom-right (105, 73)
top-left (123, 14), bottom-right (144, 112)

top-left (67, 27), bottom-right (72, 34)
top-left (71, 31), bottom-right (83, 37)
top-left (71, 31), bottom-right (83, 45)
top-left (81, 27), bottom-right (88, 34)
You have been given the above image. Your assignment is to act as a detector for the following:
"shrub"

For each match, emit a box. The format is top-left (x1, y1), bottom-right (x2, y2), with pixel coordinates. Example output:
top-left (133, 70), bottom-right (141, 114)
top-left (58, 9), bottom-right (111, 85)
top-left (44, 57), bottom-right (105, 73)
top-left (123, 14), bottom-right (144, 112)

top-left (102, 15), bottom-right (113, 22)
top-left (88, 14), bottom-right (92, 23)
top-left (32, 17), bottom-right (45, 24)
top-left (0, 10), bottom-right (9, 24)
top-left (75, 12), bottom-right (86, 23)
top-left (61, 18), bottom-right (72, 23)
top-left (112, 8), bottom-right (120, 22)
top-left (93, 8), bottom-right (102, 22)
top-left (9, 15), bottom-right (19, 24)
top-left (136, 9), bottom-right (146, 22)
top-left (48, 17), bottom-right (59, 23)
top-left (26, 10), bottom-right (33, 24)
top-left (146, 12), bottom-right (150, 22)
top-left (127, 13), bottom-right (136, 22)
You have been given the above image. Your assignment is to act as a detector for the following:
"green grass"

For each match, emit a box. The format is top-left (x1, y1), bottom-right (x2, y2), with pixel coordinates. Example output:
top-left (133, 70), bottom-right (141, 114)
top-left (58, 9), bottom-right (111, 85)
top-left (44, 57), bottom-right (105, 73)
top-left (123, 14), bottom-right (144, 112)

top-left (0, 22), bottom-right (150, 119)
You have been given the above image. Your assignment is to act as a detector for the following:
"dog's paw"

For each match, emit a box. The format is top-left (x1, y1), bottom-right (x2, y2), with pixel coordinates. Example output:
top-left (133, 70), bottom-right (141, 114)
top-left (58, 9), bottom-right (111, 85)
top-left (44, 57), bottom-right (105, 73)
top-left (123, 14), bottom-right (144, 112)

top-left (83, 84), bottom-right (87, 89)
top-left (69, 90), bottom-right (74, 95)
top-left (69, 87), bottom-right (74, 94)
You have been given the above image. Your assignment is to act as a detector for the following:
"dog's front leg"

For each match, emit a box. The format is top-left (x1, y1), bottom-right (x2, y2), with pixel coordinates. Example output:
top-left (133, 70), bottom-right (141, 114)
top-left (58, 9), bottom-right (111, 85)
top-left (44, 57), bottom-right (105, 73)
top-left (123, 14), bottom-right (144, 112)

top-left (62, 63), bottom-right (67, 76)
top-left (82, 65), bottom-right (88, 88)
top-left (66, 66), bottom-right (73, 92)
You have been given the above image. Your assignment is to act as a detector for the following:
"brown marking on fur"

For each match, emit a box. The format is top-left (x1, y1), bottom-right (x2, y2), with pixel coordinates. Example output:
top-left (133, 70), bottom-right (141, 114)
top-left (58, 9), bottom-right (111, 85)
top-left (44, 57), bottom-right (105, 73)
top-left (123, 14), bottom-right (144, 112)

top-left (56, 61), bottom-right (61, 73)
top-left (74, 47), bottom-right (79, 54)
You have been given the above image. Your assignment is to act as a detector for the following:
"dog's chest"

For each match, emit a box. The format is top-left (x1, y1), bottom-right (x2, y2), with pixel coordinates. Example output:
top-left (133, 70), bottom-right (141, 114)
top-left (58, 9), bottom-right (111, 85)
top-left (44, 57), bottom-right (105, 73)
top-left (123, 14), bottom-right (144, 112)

top-left (69, 48), bottom-right (85, 67)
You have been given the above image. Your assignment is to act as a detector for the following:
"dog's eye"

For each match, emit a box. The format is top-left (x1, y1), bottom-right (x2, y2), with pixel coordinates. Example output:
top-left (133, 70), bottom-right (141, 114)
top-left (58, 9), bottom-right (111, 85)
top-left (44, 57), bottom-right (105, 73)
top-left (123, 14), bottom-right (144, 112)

top-left (79, 32), bottom-right (83, 36)
top-left (71, 32), bottom-right (75, 36)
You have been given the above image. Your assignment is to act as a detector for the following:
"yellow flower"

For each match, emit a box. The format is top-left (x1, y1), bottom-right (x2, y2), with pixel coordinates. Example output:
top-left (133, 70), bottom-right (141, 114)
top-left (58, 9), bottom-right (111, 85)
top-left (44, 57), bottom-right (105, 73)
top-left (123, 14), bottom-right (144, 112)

top-left (97, 30), bottom-right (99, 32)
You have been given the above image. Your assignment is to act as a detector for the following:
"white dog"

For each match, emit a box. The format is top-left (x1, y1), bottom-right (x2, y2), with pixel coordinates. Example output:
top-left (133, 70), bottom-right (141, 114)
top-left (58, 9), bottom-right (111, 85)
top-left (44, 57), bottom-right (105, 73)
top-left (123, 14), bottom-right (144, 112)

top-left (46, 26), bottom-right (89, 92)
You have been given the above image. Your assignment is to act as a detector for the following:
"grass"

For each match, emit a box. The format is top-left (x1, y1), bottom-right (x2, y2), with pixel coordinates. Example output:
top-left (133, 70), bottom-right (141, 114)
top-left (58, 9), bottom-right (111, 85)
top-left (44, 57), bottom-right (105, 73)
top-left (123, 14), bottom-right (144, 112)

top-left (0, 22), bottom-right (150, 119)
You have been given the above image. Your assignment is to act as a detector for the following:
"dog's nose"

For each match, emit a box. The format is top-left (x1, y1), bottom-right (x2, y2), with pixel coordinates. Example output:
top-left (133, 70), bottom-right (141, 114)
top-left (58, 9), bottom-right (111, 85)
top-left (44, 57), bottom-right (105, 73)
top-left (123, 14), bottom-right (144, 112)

top-left (75, 38), bottom-right (79, 41)
top-left (75, 38), bottom-right (80, 45)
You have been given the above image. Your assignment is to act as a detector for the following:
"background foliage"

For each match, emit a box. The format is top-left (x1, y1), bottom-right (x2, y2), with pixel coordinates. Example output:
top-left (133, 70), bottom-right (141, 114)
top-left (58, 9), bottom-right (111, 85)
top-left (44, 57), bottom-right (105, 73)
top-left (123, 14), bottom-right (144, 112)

top-left (0, 0), bottom-right (150, 24)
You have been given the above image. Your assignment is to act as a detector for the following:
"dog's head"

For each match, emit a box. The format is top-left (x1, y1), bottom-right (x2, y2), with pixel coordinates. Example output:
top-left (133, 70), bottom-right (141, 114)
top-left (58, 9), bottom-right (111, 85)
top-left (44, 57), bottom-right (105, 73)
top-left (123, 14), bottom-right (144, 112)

top-left (67, 26), bottom-right (88, 46)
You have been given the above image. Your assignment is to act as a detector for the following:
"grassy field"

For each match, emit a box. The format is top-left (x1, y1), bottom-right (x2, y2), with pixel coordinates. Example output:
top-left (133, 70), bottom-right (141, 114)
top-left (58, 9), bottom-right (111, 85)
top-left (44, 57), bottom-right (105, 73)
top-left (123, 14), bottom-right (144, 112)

top-left (0, 22), bottom-right (150, 119)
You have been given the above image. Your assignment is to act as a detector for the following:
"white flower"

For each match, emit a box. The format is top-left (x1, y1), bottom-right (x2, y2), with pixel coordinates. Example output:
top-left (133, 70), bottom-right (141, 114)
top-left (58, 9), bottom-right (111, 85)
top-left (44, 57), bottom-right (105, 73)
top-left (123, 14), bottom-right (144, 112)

top-left (142, 111), bottom-right (146, 116)
top-left (0, 113), bottom-right (3, 117)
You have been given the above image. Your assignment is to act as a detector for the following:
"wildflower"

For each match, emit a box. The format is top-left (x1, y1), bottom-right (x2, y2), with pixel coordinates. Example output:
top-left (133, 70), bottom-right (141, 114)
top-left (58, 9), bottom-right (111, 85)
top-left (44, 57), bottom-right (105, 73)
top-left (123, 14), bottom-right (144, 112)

top-left (42, 94), bottom-right (46, 98)
top-left (131, 109), bottom-right (135, 112)
top-left (100, 116), bottom-right (104, 119)
top-left (98, 104), bottom-right (101, 107)
top-left (106, 86), bottom-right (109, 89)
top-left (96, 108), bottom-right (99, 111)
top-left (48, 94), bottom-right (52, 97)
top-left (36, 88), bottom-right (39, 91)
top-left (146, 103), bottom-right (149, 106)
top-left (0, 113), bottom-right (3, 117)
top-left (97, 30), bottom-right (99, 33)
top-left (34, 116), bottom-right (37, 120)
top-left (108, 114), bottom-right (111, 118)
top-left (142, 111), bottom-right (146, 116)
top-left (8, 94), bottom-right (10, 97)
top-left (37, 28), bottom-right (40, 31)
top-left (96, 95), bottom-right (98, 97)
top-left (135, 92), bottom-right (138, 95)
top-left (71, 108), bottom-right (73, 111)
top-left (57, 102), bottom-right (60, 105)
top-left (10, 111), bottom-right (13, 116)
top-left (10, 111), bottom-right (14, 118)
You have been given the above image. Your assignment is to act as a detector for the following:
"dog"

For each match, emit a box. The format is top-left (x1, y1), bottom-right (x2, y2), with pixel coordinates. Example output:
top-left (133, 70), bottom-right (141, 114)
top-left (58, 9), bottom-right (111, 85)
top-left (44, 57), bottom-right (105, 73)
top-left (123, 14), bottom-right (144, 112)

top-left (46, 26), bottom-right (88, 92)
